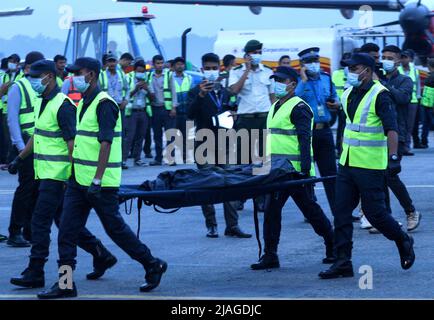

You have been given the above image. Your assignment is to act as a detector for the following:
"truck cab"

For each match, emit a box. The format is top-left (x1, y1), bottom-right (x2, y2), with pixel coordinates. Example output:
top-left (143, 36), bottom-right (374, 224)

top-left (64, 9), bottom-right (165, 66)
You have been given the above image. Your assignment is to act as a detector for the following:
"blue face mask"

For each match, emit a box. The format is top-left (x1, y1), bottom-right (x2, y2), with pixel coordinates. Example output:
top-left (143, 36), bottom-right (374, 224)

top-left (305, 62), bottom-right (321, 74)
top-left (135, 72), bottom-right (146, 80)
top-left (347, 68), bottom-right (367, 88)
top-left (250, 54), bottom-right (262, 65)
top-left (381, 60), bottom-right (396, 73)
top-left (29, 75), bottom-right (48, 95)
top-left (274, 81), bottom-right (295, 98)
top-left (73, 74), bottom-right (90, 93)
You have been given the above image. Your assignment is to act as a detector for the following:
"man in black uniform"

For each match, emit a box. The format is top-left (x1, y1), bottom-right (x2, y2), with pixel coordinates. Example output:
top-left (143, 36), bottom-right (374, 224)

top-left (319, 53), bottom-right (415, 279)
top-left (37, 58), bottom-right (167, 299)
top-left (9, 60), bottom-right (116, 288)
top-left (250, 67), bottom-right (335, 270)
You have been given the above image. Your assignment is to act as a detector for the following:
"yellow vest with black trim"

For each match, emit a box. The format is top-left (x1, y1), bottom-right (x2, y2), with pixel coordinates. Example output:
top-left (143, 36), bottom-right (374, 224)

top-left (56, 76), bottom-right (64, 88)
top-left (398, 64), bottom-right (420, 104)
top-left (15, 77), bottom-right (41, 136)
top-left (266, 96), bottom-right (315, 176)
top-left (127, 71), bottom-right (153, 117)
top-left (332, 69), bottom-right (347, 100)
top-left (146, 69), bottom-right (173, 111)
top-left (0, 71), bottom-right (5, 113)
top-left (1, 71), bottom-right (24, 115)
top-left (99, 69), bottom-right (129, 99)
top-left (421, 82), bottom-right (434, 108)
top-left (34, 92), bottom-right (73, 181)
top-left (73, 92), bottom-right (122, 187)
top-left (339, 82), bottom-right (389, 170)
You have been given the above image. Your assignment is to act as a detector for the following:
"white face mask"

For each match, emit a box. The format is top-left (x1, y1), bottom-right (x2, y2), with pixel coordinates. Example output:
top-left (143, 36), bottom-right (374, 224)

top-left (203, 70), bottom-right (220, 81)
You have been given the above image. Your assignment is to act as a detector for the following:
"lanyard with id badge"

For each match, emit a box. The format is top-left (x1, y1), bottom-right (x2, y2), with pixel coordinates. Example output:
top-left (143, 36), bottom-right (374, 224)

top-left (308, 80), bottom-right (327, 118)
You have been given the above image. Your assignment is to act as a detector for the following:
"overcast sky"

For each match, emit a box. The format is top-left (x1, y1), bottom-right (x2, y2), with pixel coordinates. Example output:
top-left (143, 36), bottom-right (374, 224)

top-left (0, 0), bottom-right (399, 41)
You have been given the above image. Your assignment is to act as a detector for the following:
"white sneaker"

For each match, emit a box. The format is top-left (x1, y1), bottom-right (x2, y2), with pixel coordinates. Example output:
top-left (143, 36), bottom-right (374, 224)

top-left (360, 214), bottom-right (373, 229)
top-left (407, 211), bottom-right (421, 232)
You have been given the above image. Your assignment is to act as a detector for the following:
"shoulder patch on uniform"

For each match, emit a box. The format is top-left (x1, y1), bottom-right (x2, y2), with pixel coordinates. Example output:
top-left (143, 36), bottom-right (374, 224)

top-left (233, 65), bottom-right (243, 70)
top-left (295, 101), bottom-right (309, 108)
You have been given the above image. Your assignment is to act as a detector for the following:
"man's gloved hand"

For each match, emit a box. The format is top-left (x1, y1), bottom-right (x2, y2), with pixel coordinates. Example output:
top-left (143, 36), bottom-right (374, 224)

top-left (87, 182), bottom-right (102, 202)
top-left (8, 156), bottom-right (24, 175)
top-left (388, 154), bottom-right (401, 176)
top-left (294, 171), bottom-right (310, 180)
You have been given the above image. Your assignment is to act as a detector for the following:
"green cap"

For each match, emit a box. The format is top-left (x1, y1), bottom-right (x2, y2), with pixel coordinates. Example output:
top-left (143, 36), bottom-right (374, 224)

top-left (244, 40), bottom-right (263, 53)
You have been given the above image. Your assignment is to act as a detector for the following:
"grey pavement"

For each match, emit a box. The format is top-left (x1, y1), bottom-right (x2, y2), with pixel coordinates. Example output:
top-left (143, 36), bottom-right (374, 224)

top-left (0, 139), bottom-right (434, 300)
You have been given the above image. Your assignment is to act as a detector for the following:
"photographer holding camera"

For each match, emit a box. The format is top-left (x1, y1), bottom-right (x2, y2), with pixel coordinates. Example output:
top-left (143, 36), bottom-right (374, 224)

top-left (187, 53), bottom-right (251, 239)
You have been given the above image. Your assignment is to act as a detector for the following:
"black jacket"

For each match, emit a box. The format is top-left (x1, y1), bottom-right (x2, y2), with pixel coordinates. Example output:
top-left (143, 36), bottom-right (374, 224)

top-left (187, 86), bottom-right (236, 164)
top-left (381, 71), bottom-right (413, 143)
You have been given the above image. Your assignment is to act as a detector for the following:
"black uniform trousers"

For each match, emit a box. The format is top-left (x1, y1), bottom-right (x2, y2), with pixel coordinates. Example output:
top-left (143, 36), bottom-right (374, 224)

top-left (58, 180), bottom-right (155, 269)
top-left (30, 179), bottom-right (102, 263)
top-left (9, 149), bottom-right (39, 238)
top-left (0, 112), bottom-right (10, 163)
top-left (312, 126), bottom-right (337, 214)
top-left (334, 165), bottom-right (404, 258)
top-left (263, 184), bottom-right (334, 255)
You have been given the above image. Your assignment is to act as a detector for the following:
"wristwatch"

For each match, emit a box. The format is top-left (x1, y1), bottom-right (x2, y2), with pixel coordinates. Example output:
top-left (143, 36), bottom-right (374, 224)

top-left (390, 154), bottom-right (399, 161)
top-left (92, 178), bottom-right (102, 186)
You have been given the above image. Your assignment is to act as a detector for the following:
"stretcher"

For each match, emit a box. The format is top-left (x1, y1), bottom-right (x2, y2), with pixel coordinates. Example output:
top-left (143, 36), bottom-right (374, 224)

top-left (119, 175), bottom-right (335, 259)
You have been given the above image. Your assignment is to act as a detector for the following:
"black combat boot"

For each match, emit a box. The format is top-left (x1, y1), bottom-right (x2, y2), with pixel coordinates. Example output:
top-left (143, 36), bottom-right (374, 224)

top-left (318, 244), bottom-right (354, 279)
top-left (37, 282), bottom-right (77, 299)
top-left (86, 240), bottom-right (118, 280)
top-left (322, 240), bottom-right (337, 264)
top-left (140, 258), bottom-right (168, 292)
top-left (251, 252), bottom-right (280, 270)
top-left (395, 233), bottom-right (415, 270)
top-left (10, 259), bottom-right (45, 288)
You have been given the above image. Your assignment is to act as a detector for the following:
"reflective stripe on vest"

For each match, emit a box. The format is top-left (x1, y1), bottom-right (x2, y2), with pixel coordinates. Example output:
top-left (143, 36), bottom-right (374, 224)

top-left (15, 78), bottom-right (40, 135)
top-left (73, 92), bottom-right (122, 187)
top-left (339, 82), bottom-right (388, 170)
top-left (99, 69), bottom-right (128, 98)
top-left (34, 92), bottom-right (73, 181)
top-left (332, 69), bottom-right (347, 100)
top-left (398, 64), bottom-right (419, 103)
top-left (266, 96), bottom-right (315, 176)
top-left (163, 70), bottom-right (173, 110)
top-left (67, 77), bottom-right (82, 106)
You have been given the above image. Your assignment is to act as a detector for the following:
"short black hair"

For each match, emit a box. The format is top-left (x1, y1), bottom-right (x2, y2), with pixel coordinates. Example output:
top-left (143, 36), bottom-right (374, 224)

top-left (173, 56), bottom-right (186, 65)
top-left (382, 45), bottom-right (401, 55)
top-left (202, 53), bottom-right (220, 65)
top-left (152, 55), bottom-right (164, 63)
top-left (54, 54), bottom-right (67, 63)
top-left (120, 52), bottom-right (134, 61)
top-left (360, 43), bottom-right (380, 53)
top-left (102, 53), bottom-right (109, 65)
top-left (1, 58), bottom-right (8, 70)
top-left (134, 60), bottom-right (146, 70)
top-left (223, 54), bottom-right (236, 68)
top-left (279, 55), bottom-right (290, 62)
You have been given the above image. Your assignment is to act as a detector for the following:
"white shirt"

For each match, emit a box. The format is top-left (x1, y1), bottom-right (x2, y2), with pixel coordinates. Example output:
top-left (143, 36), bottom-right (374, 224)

top-left (228, 63), bottom-right (274, 114)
